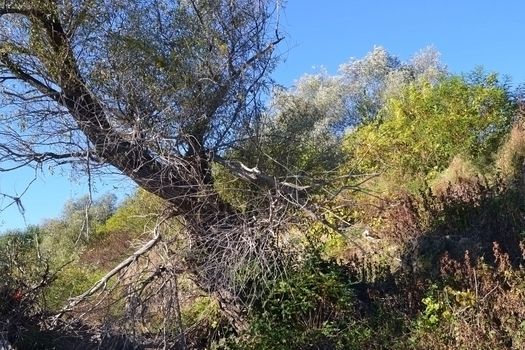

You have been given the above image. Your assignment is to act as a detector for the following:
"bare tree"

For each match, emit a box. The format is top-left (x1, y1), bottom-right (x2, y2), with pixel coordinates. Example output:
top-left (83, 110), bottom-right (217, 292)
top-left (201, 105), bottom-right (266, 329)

top-left (0, 0), bottom-right (303, 332)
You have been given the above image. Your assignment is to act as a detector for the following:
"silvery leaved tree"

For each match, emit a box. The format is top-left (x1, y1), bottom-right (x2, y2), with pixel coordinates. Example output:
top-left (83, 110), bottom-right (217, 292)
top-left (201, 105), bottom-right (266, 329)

top-left (0, 0), bottom-right (299, 333)
top-left (243, 46), bottom-right (447, 180)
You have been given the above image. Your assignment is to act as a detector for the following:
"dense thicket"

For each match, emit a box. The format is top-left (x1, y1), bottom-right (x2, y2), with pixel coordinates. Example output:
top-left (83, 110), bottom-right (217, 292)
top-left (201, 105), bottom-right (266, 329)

top-left (1, 10), bottom-right (525, 349)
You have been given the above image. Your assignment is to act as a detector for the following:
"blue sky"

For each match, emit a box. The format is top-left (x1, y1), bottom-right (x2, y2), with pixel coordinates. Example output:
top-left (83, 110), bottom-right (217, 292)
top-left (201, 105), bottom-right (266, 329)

top-left (1, 0), bottom-right (525, 231)
top-left (275, 1), bottom-right (525, 84)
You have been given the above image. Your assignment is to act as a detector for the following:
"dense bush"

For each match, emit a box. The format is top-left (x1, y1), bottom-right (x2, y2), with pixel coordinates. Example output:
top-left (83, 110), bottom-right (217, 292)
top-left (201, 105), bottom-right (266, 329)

top-left (231, 257), bottom-right (365, 350)
top-left (344, 72), bottom-right (516, 191)
top-left (2, 48), bottom-right (525, 350)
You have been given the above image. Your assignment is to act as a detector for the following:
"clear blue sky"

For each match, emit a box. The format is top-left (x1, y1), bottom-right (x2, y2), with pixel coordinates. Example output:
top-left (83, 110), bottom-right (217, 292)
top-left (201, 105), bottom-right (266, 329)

top-left (275, 0), bottom-right (525, 84)
top-left (1, 0), bottom-right (525, 231)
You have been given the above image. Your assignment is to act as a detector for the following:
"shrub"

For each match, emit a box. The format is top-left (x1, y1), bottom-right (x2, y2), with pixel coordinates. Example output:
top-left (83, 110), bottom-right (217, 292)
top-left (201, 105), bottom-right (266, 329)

top-left (344, 72), bottom-right (516, 191)
top-left (43, 264), bottom-right (104, 312)
top-left (409, 247), bottom-right (525, 349)
top-left (98, 189), bottom-right (166, 237)
top-left (228, 256), bottom-right (372, 350)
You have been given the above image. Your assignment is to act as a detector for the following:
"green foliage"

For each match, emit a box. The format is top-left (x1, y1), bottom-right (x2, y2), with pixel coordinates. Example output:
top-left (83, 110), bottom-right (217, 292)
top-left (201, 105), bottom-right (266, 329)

top-left (0, 227), bottom-right (45, 296)
top-left (43, 264), bottom-right (104, 312)
top-left (259, 86), bottom-right (346, 176)
top-left (0, 227), bottom-right (39, 278)
top-left (212, 162), bottom-right (256, 211)
top-left (182, 296), bottom-right (221, 329)
top-left (98, 189), bottom-right (165, 236)
top-left (36, 194), bottom-right (117, 268)
top-left (233, 257), bottom-right (368, 350)
top-left (344, 72), bottom-right (515, 189)
top-left (0, 226), bottom-right (52, 341)
top-left (415, 285), bottom-right (450, 330)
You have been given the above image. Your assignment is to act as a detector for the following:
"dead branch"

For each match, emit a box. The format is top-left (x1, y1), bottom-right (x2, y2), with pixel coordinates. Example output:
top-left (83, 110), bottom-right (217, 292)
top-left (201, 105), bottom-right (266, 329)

top-left (55, 221), bottom-right (164, 318)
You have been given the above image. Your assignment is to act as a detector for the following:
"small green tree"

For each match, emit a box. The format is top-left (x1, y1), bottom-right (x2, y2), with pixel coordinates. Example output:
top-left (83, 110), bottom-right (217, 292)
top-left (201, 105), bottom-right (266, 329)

top-left (344, 72), bottom-right (516, 187)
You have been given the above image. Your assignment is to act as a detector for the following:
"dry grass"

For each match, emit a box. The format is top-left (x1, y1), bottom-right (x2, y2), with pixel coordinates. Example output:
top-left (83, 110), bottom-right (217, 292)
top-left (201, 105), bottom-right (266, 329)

top-left (496, 117), bottom-right (525, 179)
top-left (430, 155), bottom-right (480, 195)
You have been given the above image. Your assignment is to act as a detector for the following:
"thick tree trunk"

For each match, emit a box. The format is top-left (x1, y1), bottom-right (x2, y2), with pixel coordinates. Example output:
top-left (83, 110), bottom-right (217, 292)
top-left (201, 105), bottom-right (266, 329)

top-left (1, 3), bottom-right (288, 333)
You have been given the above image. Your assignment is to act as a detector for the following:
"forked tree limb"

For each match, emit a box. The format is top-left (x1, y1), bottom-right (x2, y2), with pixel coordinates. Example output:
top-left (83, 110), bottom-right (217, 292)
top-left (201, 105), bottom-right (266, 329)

top-left (54, 223), bottom-right (164, 320)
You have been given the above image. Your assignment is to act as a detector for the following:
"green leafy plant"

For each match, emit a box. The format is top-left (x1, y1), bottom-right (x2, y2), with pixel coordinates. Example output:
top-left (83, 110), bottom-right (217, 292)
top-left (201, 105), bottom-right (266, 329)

top-left (344, 71), bottom-right (516, 190)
